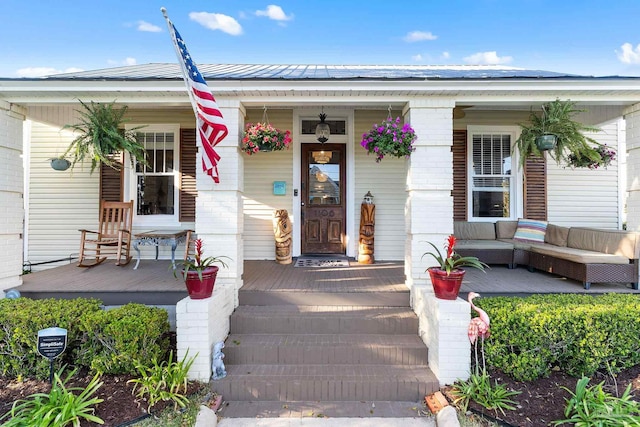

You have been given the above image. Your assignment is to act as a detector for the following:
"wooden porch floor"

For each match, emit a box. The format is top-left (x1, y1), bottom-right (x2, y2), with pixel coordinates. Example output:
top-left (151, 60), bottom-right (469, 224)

top-left (15, 259), bottom-right (640, 305)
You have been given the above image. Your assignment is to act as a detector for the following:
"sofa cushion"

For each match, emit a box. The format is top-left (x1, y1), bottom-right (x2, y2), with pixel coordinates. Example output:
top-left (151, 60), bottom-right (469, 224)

top-left (545, 224), bottom-right (570, 247)
top-left (455, 240), bottom-right (514, 250)
top-left (496, 221), bottom-right (518, 239)
top-left (530, 245), bottom-right (630, 264)
top-left (513, 219), bottom-right (548, 243)
top-left (453, 221), bottom-right (496, 240)
top-left (567, 227), bottom-right (640, 260)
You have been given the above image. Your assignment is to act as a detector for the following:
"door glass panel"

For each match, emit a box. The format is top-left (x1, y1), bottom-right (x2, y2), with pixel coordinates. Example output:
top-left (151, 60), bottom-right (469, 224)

top-left (308, 150), bottom-right (340, 205)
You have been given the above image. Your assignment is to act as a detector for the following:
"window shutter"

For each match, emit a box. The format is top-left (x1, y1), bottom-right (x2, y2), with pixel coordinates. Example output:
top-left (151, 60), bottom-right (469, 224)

top-left (452, 130), bottom-right (467, 220)
top-left (180, 129), bottom-right (197, 222)
top-left (524, 156), bottom-right (547, 220)
top-left (99, 153), bottom-right (123, 202)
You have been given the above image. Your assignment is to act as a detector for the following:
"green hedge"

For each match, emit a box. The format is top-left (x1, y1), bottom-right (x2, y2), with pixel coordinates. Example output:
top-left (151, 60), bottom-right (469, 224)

top-left (0, 298), bottom-right (169, 379)
top-left (475, 294), bottom-right (640, 382)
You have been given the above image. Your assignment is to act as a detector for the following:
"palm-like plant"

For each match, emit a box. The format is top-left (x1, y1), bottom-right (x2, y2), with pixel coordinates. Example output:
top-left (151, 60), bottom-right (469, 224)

top-left (515, 99), bottom-right (601, 167)
top-left (63, 100), bottom-right (148, 173)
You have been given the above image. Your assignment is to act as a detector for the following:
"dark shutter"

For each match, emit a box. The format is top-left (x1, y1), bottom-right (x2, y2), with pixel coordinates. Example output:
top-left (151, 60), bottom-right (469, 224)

top-left (99, 153), bottom-right (123, 202)
top-left (452, 130), bottom-right (467, 220)
top-left (180, 129), bottom-right (197, 222)
top-left (524, 156), bottom-right (547, 220)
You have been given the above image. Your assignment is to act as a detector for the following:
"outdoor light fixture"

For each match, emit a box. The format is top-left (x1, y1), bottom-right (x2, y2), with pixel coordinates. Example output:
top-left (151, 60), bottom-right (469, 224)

top-left (312, 150), bottom-right (331, 164)
top-left (315, 109), bottom-right (330, 143)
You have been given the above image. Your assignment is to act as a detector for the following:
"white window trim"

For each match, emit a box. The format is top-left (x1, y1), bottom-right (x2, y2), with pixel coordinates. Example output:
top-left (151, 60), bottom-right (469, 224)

top-left (124, 124), bottom-right (181, 227)
top-left (466, 125), bottom-right (523, 222)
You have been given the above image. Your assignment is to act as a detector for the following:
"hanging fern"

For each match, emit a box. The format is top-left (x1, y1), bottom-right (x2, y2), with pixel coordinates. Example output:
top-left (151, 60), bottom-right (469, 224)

top-left (63, 100), bottom-right (148, 173)
top-left (515, 99), bottom-right (601, 167)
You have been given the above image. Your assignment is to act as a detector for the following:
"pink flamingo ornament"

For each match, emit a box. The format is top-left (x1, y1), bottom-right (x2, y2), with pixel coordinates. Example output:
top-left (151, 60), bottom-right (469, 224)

top-left (467, 292), bottom-right (490, 345)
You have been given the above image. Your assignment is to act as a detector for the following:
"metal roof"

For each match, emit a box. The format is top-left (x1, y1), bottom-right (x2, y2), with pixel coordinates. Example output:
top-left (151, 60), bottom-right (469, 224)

top-left (9, 63), bottom-right (599, 81)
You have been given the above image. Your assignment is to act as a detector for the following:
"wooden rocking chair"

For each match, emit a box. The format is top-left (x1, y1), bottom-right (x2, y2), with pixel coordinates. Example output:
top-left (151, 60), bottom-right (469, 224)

top-left (78, 200), bottom-right (134, 267)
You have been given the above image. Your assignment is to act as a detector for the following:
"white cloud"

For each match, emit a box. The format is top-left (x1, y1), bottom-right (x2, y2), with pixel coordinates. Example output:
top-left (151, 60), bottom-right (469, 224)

top-left (137, 20), bottom-right (162, 32)
top-left (403, 31), bottom-right (437, 42)
top-left (463, 51), bottom-right (513, 65)
top-left (107, 57), bottom-right (138, 66)
top-left (190, 12), bottom-right (243, 35)
top-left (124, 57), bottom-right (137, 66)
top-left (616, 42), bottom-right (640, 64)
top-left (441, 51), bottom-right (450, 59)
top-left (16, 67), bottom-right (84, 77)
top-left (411, 54), bottom-right (424, 62)
top-left (255, 5), bottom-right (293, 21)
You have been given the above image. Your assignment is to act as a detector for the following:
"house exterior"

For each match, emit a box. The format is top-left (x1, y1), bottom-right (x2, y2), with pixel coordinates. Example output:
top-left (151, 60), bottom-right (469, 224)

top-left (2, 64), bottom-right (640, 299)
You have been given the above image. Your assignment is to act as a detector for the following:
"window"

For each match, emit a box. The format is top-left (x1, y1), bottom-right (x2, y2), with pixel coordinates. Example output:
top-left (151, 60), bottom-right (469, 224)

top-left (468, 129), bottom-right (517, 220)
top-left (128, 125), bottom-right (180, 225)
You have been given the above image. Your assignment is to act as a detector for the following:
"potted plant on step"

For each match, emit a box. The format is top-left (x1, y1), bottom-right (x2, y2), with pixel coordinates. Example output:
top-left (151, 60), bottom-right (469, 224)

top-left (422, 235), bottom-right (488, 300)
top-left (515, 99), bottom-right (603, 167)
top-left (175, 239), bottom-right (230, 299)
top-left (63, 100), bottom-right (148, 173)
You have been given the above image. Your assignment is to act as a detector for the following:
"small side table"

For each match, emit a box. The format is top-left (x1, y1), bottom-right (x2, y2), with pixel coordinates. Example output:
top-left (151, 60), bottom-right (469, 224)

top-left (132, 230), bottom-right (190, 270)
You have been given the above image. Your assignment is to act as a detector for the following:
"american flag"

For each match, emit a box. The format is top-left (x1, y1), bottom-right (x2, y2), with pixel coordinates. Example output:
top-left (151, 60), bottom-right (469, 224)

top-left (162, 8), bottom-right (228, 183)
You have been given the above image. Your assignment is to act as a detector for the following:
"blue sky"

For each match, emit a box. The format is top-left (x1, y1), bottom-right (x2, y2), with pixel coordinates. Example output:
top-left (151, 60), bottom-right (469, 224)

top-left (3, 0), bottom-right (640, 78)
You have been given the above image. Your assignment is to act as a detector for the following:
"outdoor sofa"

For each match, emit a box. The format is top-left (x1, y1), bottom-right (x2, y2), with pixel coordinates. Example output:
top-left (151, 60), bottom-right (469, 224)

top-left (453, 220), bottom-right (640, 290)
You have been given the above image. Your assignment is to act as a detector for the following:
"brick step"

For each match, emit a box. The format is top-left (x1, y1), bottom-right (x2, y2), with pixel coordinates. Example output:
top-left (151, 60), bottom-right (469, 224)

top-left (224, 334), bottom-right (429, 365)
top-left (213, 364), bottom-right (438, 402)
top-left (238, 290), bottom-right (409, 307)
top-left (230, 305), bottom-right (419, 335)
top-left (216, 400), bottom-right (428, 418)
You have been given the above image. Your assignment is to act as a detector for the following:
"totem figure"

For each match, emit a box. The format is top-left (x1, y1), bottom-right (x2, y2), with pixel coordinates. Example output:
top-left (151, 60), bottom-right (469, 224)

top-left (273, 209), bottom-right (293, 264)
top-left (358, 200), bottom-right (375, 264)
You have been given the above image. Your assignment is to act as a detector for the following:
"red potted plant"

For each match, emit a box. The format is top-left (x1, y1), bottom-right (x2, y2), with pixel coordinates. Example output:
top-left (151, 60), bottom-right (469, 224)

top-left (176, 239), bottom-right (229, 299)
top-left (422, 235), bottom-right (488, 300)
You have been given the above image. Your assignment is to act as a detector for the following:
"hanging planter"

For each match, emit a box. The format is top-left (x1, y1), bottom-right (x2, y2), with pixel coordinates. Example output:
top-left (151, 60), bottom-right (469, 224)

top-left (515, 99), bottom-right (605, 167)
top-left (241, 107), bottom-right (292, 155)
top-left (360, 108), bottom-right (417, 162)
top-left (534, 134), bottom-right (557, 151)
top-left (50, 157), bottom-right (71, 171)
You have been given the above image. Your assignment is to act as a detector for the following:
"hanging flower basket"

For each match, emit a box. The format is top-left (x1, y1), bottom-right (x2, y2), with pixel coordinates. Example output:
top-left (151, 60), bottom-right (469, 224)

top-left (566, 144), bottom-right (616, 169)
top-left (360, 116), bottom-right (417, 162)
top-left (241, 122), bottom-right (292, 155)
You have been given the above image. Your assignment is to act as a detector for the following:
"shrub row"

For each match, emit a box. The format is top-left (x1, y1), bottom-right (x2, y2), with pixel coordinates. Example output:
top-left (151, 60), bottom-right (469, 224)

top-left (0, 298), bottom-right (170, 379)
top-left (475, 293), bottom-right (640, 382)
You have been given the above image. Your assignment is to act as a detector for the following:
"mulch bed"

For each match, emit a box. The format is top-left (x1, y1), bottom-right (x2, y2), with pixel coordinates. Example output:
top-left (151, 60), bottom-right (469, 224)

top-left (443, 365), bottom-right (640, 426)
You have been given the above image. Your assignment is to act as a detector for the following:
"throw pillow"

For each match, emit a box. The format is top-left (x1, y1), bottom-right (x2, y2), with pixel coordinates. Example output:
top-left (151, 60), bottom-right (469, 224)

top-left (513, 218), bottom-right (548, 243)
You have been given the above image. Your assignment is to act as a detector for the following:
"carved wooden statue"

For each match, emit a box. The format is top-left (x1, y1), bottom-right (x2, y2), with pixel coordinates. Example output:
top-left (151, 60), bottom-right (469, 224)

top-left (273, 209), bottom-right (293, 264)
top-left (358, 202), bottom-right (375, 264)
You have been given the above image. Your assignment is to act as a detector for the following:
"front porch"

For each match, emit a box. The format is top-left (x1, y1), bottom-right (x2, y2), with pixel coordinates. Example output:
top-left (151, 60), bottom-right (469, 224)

top-left (16, 259), bottom-right (640, 305)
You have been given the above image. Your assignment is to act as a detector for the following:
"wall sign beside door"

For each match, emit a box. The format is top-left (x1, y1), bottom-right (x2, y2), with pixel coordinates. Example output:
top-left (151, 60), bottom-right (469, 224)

top-left (273, 181), bottom-right (286, 195)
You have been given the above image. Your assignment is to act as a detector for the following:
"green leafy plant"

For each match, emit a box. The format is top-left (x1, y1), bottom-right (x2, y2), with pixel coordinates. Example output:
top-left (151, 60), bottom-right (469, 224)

top-left (1, 367), bottom-right (104, 426)
top-left (360, 115), bottom-right (417, 162)
top-left (552, 377), bottom-right (640, 426)
top-left (241, 122), bottom-right (292, 155)
top-left (63, 100), bottom-right (148, 173)
top-left (175, 238), bottom-right (230, 282)
top-left (422, 235), bottom-right (488, 275)
top-left (128, 350), bottom-right (196, 412)
top-left (515, 99), bottom-right (602, 167)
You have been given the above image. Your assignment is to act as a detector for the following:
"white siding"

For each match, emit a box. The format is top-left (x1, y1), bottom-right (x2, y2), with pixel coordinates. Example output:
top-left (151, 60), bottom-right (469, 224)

top-left (547, 117), bottom-right (620, 228)
top-left (26, 120), bottom-right (99, 271)
top-left (242, 110), bottom-right (294, 260)
top-left (354, 110), bottom-right (407, 261)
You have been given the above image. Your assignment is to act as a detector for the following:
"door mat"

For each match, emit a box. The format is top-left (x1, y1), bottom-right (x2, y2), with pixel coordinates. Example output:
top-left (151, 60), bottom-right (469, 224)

top-left (294, 257), bottom-right (350, 268)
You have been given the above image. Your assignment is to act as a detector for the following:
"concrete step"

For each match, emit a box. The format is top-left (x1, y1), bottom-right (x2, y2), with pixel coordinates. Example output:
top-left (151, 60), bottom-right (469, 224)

top-left (213, 364), bottom-right (438, 402)
top-left (238, 290), bottom-right (410, 307)
top-left (224, 334), bottom-right (429, 365)
top-left (216, 400), bottom-right (429, 418)
top-left (229, 305), bottom-right (419, 335)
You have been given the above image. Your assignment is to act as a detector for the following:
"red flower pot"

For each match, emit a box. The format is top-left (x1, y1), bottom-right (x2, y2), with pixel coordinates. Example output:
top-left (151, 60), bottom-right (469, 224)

top-left (184, 266), bottom-right (219, 299)
top-left (428, 267), bottom-right (465, 300)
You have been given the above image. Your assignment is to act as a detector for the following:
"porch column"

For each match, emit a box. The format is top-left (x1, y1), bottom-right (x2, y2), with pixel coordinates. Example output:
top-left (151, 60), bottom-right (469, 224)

top-left (176, 100), bottom-right (245, 380)
top-left (0, 101), bottom-right (25, 297)
top-left (625, 103), bottom-right (640, 231)
top-left (404, 99), bottom-right (471, 385)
